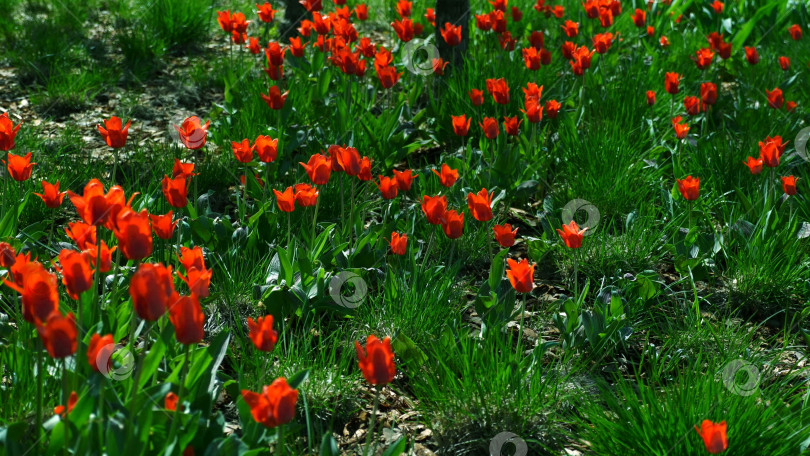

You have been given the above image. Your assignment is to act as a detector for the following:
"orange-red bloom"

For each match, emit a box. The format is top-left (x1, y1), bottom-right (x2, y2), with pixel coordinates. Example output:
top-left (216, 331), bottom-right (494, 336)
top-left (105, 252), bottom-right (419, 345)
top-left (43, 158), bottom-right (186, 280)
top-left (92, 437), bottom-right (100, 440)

top-left (0, 242), bottom-right (15, 268)
top-left (162, 175), bottom-right (189, 208)
top-left (694, 420), bottom-right (727, 454)
top-left (441, 209), bottom-right (464, 239)
top-left (254, 135), bottom-right (278, 163)
top-left (451, 115), bottom-right (471, 137)
top-left (4, 152), bottom-right (35, 181)
top-left (355, 335), bottom-right (395, 385)
top-left (65, 222), bottom-right (96, 250)
top-left (504, 116), bottom-right (521, 136)
top-left (257, 2), bottom-right (277, 22)
top-left (248, 315), bottom-right (278, 351)
top-left (57, 249), bottom-right (94, 299)
top-left (53, 391), bottom-right (78, 417)
top-left (506, 258), bottom-right (535, 293)
top-left (743, 156), bottom-right (763, 175)
top-left (241, 378), bottom-right (299, 428)
top-left (632, 8), bottom-right (646, 27)
top-left (421, 195), bottom-right (447, 225)
top-left (391, 18), bottom-right (414, 42)
top-left (789, 24), bottom-right (802, 40)
top-left (393, 169), bottom-right (418, 190)
top-left (168, 293), bottom-right (204, 344)
top-left (441, 22), bottom-right (462, 46)
top-left (486, 78), bottom-right (510, 104)
top-left (375, 175), bottom-right (398, 199)
top-left (150, 211), bottom-right (177, 240)
top-left (262, 86), bottom-right (288, 110)
top-left (684, 96), bottom-right (703, 116)
top-left (84, 241), bottom-right (115, 274)
top-left (522, 47), bottom-right (541, 70)
top-left (766, 88), bottom-right (784, 109)
top-left (779, 56), bottom-right (790, 71)
top-left (701, 82), bottom-right (717, 106)
top-left (561, 20), bottom-right (578, 37)
top-left (493, 223), bottom-right (517, 247)
top-left (98, 116), bottom-right (131, 148)
top-left (274, 186), bottom-right (296, 212)
top-left (174, 116), bottom-right (209, 150)
top-left (557, 220), bottom-right (587, 249)
top-left (165, 392), bottom-right (179, 411)
top-left (676, 175), bottom-right (700, 201)
top-left (388, 232), bottom-right (407, 255)
top-left (711, 1), bottom-right (723, 14)
top-left (87, 333), bottom-right (114, 372)
top-left (289, 183), bottom-right (316, 207)
top-left (744, 46), bottom-right (759, 65)
top-left (782, 176), bottom-right (798, 196)
top-left (647, 90), bottom-right (656, 105)
top-left (178, 246), bottom-right (205, 272)
top-left (468, 89), bottom-right (484, 106)
top-left (467, 188), bottom-right (494, 222)
top-left (130, 263), bottom-right (176, 321)
top-left (693, 48), bottom-right (714, 69)
top-left (546, 100), bottom-right (561, 118)
top-left (37, 312), bottom-right (77, 359)
top-left (178, 265), bottom-right (212, 298)
top-left (432, 163), bottom-right (458, 188)
top-left (35, 180), bottom-right (66, 208)
top-left (522, 99), bottom-right (543, 123)
top-left (592, 33), bottom-right (613, 54)
top-left (112, 209), bottom-right (153, 261)
top-left (4, 261), bottom-right (59, 323)
top-left (0, 112), bottom-right (21, 151)
top-left (232, 139), bottom-right (254, 163)
top-left (300, 153), bottom-right (331, 185)
top-left (358, 156), bottom-right (373, 181)
top-left (480, 117), bottom-right (499, 139)
top-left (376, 66), bottom-right (401, 89)
top-left (672, 116), bottom-right (689, 139)
top-left (665, 72), bottom-right (681, 95)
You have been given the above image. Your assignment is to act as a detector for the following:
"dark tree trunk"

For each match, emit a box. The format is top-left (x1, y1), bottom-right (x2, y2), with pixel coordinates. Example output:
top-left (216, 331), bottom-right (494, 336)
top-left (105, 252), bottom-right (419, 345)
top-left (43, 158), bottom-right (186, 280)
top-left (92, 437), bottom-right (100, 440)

top-left (434, 0), bottom-right (470, 68)
top-left (280, 0), bottom-right (308, 39)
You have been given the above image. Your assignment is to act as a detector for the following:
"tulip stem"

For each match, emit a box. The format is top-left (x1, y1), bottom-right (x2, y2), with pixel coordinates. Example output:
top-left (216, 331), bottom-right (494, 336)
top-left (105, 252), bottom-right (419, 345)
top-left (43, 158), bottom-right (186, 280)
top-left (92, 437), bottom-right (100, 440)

top-left (311, 193), bottom-right (320, 248)
top-left (287, 212), bottom-right (291, 251)
top-left (573, 250), bottom-right (579, 300)
top-left (517, 292), bottom-right (527, 355)
top-left (167, 344), bottom-right (191, 449)
top-left (35, 346), bottom-right (43, 448)
top-left (350, 179), bottom-right (356, 253)
top-left (688, 200), bottom-right (693, 231)
top-left (363, 387), bottom-right (381, 456)
top-left (277, 423), bottom-right (285, 456)
top-left (62, 361), bottom-right (70, 455)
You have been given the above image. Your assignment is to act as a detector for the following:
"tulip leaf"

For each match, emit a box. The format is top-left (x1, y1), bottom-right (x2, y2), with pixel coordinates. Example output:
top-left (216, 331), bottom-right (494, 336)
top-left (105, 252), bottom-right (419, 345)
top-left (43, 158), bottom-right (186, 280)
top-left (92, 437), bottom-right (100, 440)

top-left (287, 369), bottom-right (310, 389)
top-left (489, 248), bottom-right (509, 291)
top-left (320, 433), bottom-right (340, 456)
top-left (381, 437), bottom-right (407, 456)
top-left (732, 1), bottom-right (781, 50)
top-left (138, 324), bottom-right (172, 389)
top-left (392, 332), bottom-right (428, 368)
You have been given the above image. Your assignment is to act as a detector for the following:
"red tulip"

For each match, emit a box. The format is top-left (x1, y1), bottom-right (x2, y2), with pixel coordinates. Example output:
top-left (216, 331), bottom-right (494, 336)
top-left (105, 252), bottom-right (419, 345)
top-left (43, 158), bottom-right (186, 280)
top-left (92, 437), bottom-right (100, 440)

top-left (165, 392), bottom-right (178, 411)
top-left (388, 232), bottom-right (407, 255)
top-left (35, 180), bottom-right (66, 208)
top-left (503, 116), bottom-right (521, 136)
top-left (779, 56), bottom-right (790, 71)
top-left (395, 0), bottom-right (411, 17)
top-left (172, 159), bottom-right (196, 179)
top-left (392, 169), bottom-right (418, 190)
top-left (65, 222), bottom-right (96, 250)
top-left (421, 195), bottom-right (447, 225)
top-left (53, 391), bottom-right (78, 417)
top-left (261, 86), bottom-right (288, 110)
top-left (87, 333), bottom-right (114, 372)
top-left (632, 8), bottom-right (646, 27)
top-left (711, 1), bottom-right (723, 14)
top-left (506, 258), bottom-right (535, 293)
top-left (468, 89), bottom-right (484, 106)
top-left (789, 24), bottom-right (802, 41)
top-left (168, 293), bottom-right (204, 344)
top-left (701, 82), bottom-right (717, 106)
top-left (451, 115), bottom-right (471, 137)
top-left (292, 183), bottom-right (319, 207)
top-left (177, 265), bottom-right (212, 298)
top-left (288, 37), bottom-right (306, 57)
top-left (113, 210), bottom-right (155, 261)
top-left (37, 312), bottom-right (77, 359)
top-left (556, 221), bottom-right (587, 248)
top-left (375, 176), bottom-right (398, 200)
top-left (676, 175), bottom-right (700, 201)
top-left (493, 223), bottom-right (517, 247)
top-left (441, 22), bottom-right (462, 46)
top-left (150, 211), bottom-right (178, 240)
top-left (0, 112), bottom-right (21, 151)
top-left (391, 18), bottom-right (414, 42)
top-left (672, 116), bottom-right (690, 139)
top-left (98, 116), bottom-right (131, 148)
top-left (241, 378), bottom-right (299, 428)
top-left (522, 99), bottom-right (543, 123)
top-left (4, 152), bottom-right (35, 181)
top-left (0, 242), bottom-right (15, 268)
top-left (684, 96), bottom-right (703, 116)
top-left (743, 156), bottom-right (763, 175)
top-left (528, 31), bottom-right (544, 49)
top-left (3, 261), bottom-right (59, 323)
top-left (57, 249), bottom-right (94, 299)
top-left (248, 315), bottom-right (278, 351)
top-left (162, 175), bottom-right (190, 208)
top-left (300, 153), bottom-right (331, 185)
top-left (432, 163), bottom-right (458, 188)
top-left (273, 187), bottom-right (295, 212)
top-left (480, 117), bottom-right (499, 139)
top-left (174, 116), bottom-right (209, 150)
top-left (664, 72), bottom-right (681, 95)
top-left (84, 241), bottom-right (115, 274)
top-left (744, 46), bottom-right (759, 65)
top-left (178, 246), bottom-right (205, 272)
top-left (781, 176), bottom-right (798, 196)
top-left (592, 32), bottom-right (613, 54)
top-left (485, 78), bottom-right (510, 105)
top-left (441, 209), bottom-right (464, 239)
top-left (766, 88), bottom-right (784, 109)
top-left (693, 48), bottom-right (714, 70)
top-left (545, 100), bottom-right (561, 118)
top-left (694, 420), bottom-right (728, 454)
top-left (467, 188), bottom-right (494, 222)
top-left (647, 90), bottom-right (656, 106)
top-left (358, 156), bottom-right (373, 181)
top-left (561, 20), bottom-right (578, 37)
top-left (256, 2), bottom-right (277, 22)
top-left (355, 335), bottom-right (395, 385)
top-left (474, 14), bottom-right (492, 31)
top-left (232, 139), bottom-right (254, 163)
top-left (130, 263), bottom-right (176, 321)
